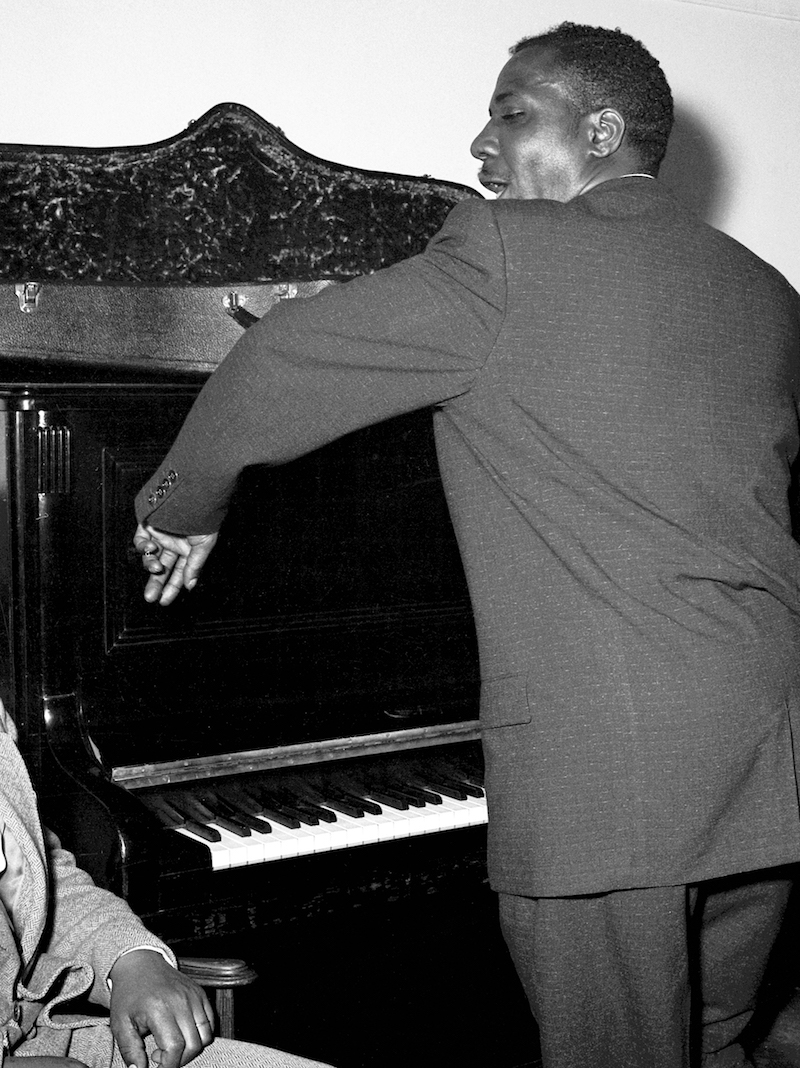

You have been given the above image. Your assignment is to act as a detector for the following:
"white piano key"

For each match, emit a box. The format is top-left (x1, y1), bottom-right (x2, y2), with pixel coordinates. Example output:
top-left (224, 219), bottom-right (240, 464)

top-left (207, 824), bottom-right (261, 866)
top-left (175, 825), bottom-right (230, 871)
top-left (360, 795), bottom-right (414, 837)
top-left (465, 794), bottom-right (489, 826)
top-left (404, 802), bottom-right (440, 837)
top-left (241, 818), bottom-right (306, 861)
top-left (363, 804), bottom-right (407, 841)
top-left (274, 817), bottom-right (333, 855)
top-left (255, 820), bottom-right (309, 861)
top-left (442, 793), bottom-right (488, 828)
top-left (169, 778), bottom-right (488, 871)
top-left (326, 809), bottom-right (373, 849)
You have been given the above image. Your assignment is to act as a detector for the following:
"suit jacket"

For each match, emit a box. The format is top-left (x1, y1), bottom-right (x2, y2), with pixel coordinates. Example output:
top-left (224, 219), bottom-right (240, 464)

top-left (0, 708), bottom-right (174, 1064)
top-left (137, 177), bottom-right (800, 896)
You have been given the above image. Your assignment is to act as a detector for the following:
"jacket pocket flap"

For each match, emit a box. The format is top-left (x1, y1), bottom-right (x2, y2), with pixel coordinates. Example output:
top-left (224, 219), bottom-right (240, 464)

top-left (480, 673), bottom-right (532, 728)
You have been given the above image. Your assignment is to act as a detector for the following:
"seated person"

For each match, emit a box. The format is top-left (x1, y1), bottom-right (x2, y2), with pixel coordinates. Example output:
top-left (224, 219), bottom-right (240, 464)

top-left (0, 701), bottom-right (333, 1068)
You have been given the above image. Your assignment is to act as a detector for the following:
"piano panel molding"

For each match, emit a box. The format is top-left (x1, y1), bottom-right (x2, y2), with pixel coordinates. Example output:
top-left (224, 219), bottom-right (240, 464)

top-left (0, 102), bottom-right (478, 285)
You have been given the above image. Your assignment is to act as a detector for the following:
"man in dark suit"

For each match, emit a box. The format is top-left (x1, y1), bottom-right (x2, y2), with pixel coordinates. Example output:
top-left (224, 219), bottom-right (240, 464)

top-left (133, 22), bottom-right (800, 1068)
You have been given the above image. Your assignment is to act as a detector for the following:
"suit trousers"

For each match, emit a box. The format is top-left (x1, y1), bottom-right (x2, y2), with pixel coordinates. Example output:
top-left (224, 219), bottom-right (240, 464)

top-left (498, 866), bottom-right (795, 1068)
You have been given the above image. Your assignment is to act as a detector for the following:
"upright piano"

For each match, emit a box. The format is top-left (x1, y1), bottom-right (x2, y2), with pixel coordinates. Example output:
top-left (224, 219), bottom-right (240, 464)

top-left (0, 105), bottom-right (539, 1066)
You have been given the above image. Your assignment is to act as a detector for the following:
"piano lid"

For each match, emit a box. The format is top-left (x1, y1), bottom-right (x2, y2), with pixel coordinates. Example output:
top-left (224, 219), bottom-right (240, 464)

top-left (0, 101), bottom-right (478, 287)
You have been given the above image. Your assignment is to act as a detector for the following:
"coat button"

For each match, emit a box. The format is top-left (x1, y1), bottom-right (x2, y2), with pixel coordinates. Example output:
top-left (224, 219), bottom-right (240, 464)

top-left (148, 494), bottom-right (157, 506)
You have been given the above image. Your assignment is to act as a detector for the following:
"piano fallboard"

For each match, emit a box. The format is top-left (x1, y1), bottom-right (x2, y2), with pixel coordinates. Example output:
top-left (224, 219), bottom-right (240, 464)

top-left (0, 377), bottom-right (481, 922)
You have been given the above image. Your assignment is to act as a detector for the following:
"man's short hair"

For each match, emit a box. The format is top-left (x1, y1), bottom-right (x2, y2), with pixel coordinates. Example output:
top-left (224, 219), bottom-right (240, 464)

top-left (512, 22), bottom-right (674, 172)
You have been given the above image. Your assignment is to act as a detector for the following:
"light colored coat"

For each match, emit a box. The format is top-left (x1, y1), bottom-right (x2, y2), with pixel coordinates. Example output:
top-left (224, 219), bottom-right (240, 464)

top-left (0, 708), bottom-right (174, 1066)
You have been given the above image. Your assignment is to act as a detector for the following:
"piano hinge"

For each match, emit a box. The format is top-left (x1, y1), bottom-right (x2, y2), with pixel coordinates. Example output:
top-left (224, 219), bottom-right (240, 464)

top-left (15, 280), bottom-right (42, 313)
top-left (222, 291), bottom-right (259, 329)
top-left (37, 424), bottom-right (72, 494)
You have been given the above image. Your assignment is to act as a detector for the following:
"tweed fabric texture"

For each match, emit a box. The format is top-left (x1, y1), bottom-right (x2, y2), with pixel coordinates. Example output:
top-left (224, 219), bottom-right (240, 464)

top-left (0, 726), bottom-right (174, 1060)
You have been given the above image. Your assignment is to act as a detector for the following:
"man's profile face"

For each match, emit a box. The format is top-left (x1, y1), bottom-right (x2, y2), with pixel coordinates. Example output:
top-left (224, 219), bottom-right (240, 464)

top-left (471, 45), bottom-right (593, 202)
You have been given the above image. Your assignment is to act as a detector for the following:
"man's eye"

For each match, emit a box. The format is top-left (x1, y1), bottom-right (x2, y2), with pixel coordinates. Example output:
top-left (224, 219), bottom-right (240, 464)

top-left (501, 111), bottom-right (524, 122)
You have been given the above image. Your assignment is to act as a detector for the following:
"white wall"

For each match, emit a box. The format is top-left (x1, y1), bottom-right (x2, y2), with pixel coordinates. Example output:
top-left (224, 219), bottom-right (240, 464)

top-left (0, 0), bottom-right (797, 287)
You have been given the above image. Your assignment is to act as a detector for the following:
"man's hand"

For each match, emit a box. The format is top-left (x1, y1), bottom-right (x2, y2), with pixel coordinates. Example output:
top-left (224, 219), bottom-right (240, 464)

top-left (109, 950), bottom-right (215, 1068)
top-left (133, 523), bottom-right (218, 606)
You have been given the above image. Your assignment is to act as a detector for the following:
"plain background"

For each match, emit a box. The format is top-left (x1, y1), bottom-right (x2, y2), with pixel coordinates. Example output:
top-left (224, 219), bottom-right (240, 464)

top-left (0, 0), bottom-right (797, 288)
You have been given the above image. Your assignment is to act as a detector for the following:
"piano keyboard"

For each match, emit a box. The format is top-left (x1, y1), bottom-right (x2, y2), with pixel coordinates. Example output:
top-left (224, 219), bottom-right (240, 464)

top-left (138, 748), bottom-right (487, 871)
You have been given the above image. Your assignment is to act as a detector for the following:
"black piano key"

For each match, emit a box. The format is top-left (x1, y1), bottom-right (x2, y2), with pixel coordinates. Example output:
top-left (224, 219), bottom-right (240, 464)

top-left (148, 798), bottom-right (187, 826)
top-left (245, 788), bottom-right (303, 830)
top-left (272, 785), bottom-right (334, 825)
top-left (315, 779), bottom-right (384, 817)
top-left (205, 790), bottom-right (273, 833)
top-left (362, 779), bottom-right (425, 809)
top-left (329, 782), bottom-right (383, 817)
top-left (410, 775), bottom-right (469, 801)
top-left (148, 799), bottom-right (222, 843)
top-left (407, 765), bottom-right (475, 801)
top-left (449, 765), bottom-right (485, 793)
top-left (179, 819), bottom-right (224, 843)
top-left (356, 783), bottom-right (410, 811)
top-left (442, 775), bottom-right (485, 799)
top-left (443, 756), bottom-right (485, 792)
top-left (222, 787), bottom-right (280, 830)
top-left (385, 780), bottom-right (443, 806)
top-left (306, 789), bottom-right (366, 820)
top-left (183, 795), bottom-right (253, 838)
top-left (265, 786), bottom-right (330, 826)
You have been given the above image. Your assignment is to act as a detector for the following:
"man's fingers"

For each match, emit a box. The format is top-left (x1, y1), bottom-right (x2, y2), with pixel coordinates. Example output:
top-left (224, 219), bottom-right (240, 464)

top-left (153, 555), bottom-right (189, 607)
top-left (148, 1017), bottom-right (205, 1068)
top-left (143, 549), bottom-right (179, 604)
top-left (134, 527), bottom-right (219, 606)
top-left (182, 538), bottom-right (218, 591)
top-left (111, 1012), bottom-right (148, 1068)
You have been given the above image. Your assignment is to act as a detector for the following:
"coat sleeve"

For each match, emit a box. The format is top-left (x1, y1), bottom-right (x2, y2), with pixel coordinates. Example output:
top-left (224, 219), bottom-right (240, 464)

top-left (136, 198), bottom-right (507, 534)
top-left (42, 829), bottom-right (176, 1009)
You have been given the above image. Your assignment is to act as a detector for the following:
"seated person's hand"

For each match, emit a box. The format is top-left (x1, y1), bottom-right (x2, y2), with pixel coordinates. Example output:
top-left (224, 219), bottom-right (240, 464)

top-left (109, 949), bottom-right (215, 1068)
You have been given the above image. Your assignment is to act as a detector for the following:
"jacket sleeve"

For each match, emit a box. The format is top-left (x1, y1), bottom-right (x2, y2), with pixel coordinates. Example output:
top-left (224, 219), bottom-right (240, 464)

top-left (136, 198), bottom-right (507, 534)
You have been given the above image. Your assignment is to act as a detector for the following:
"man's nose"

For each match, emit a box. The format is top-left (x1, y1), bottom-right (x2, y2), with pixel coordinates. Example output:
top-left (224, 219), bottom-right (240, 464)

top-left (470, 121), bottom-right (497, 160)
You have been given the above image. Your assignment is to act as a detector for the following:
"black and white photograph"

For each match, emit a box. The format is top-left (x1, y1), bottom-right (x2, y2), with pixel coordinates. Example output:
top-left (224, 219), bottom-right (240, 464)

top-left (1, 2), bottom-right (799, 1066)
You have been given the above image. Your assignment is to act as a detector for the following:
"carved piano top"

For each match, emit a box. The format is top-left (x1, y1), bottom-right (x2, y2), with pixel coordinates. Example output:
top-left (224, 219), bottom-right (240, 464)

top-left (0, 100), bottom-right (477, 286)
top-left (0, 102), bottom-right (478, 380)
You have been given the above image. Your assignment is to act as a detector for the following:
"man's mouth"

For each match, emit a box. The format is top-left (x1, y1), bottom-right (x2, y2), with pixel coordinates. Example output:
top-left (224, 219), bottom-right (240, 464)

top-left (479, 173), bottom-right (509, 196)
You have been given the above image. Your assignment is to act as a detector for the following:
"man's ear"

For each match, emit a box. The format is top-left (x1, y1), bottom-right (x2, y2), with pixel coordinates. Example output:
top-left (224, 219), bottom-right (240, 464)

top-left (586, 108), bottom-right (626, 158)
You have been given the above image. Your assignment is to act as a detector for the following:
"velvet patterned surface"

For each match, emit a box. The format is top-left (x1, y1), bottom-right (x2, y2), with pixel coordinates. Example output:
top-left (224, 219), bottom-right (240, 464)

top-left (0, 103), bottom-right (478, 285)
